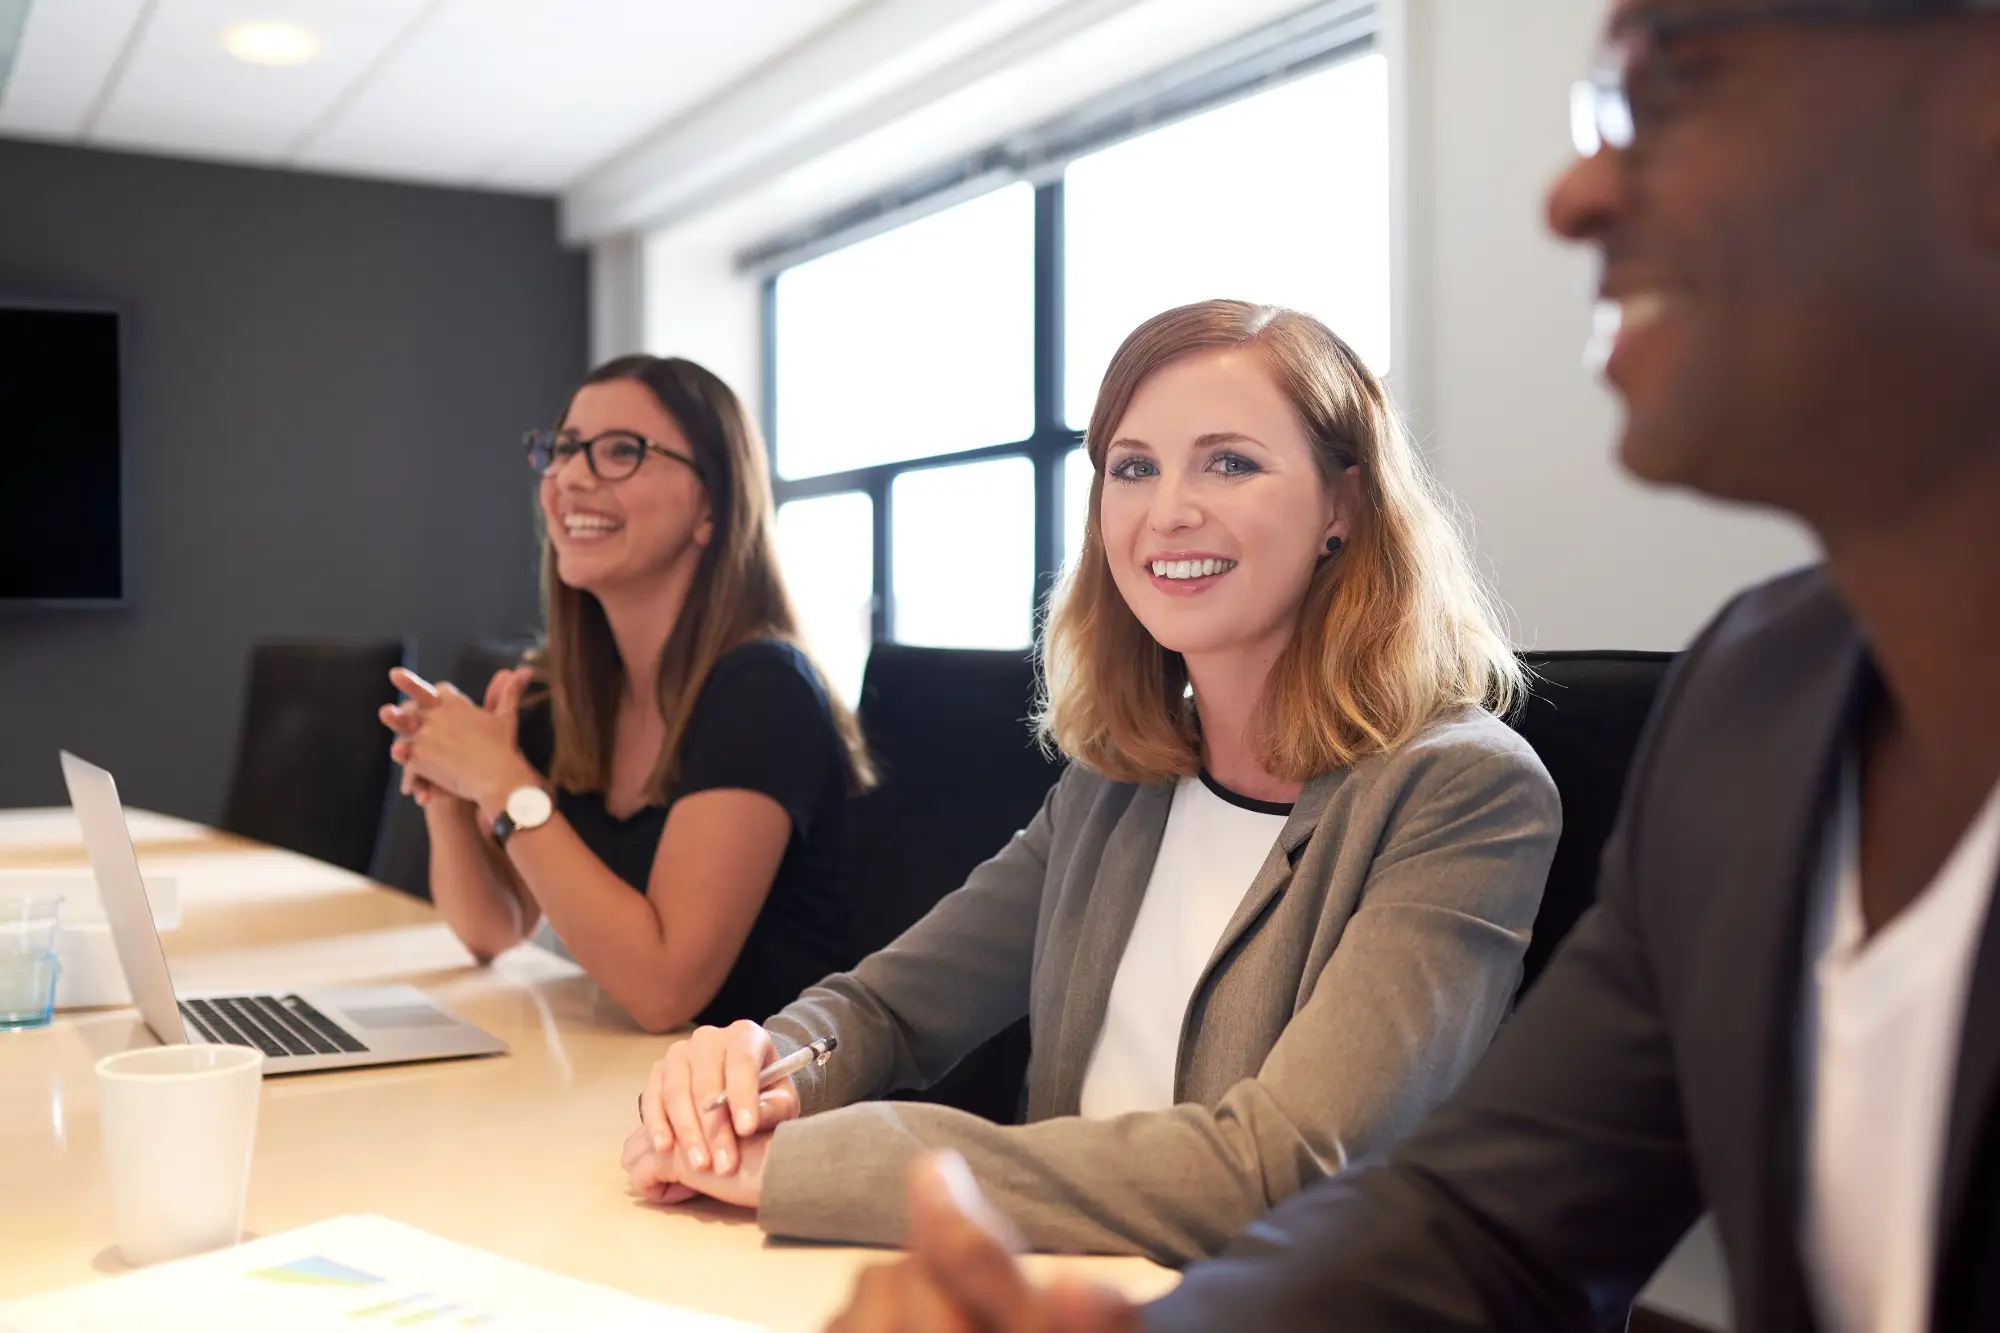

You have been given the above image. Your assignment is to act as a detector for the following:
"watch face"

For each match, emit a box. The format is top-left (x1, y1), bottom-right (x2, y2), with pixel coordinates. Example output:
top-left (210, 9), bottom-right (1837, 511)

top-left (505, 785), bottom-right (553, 828)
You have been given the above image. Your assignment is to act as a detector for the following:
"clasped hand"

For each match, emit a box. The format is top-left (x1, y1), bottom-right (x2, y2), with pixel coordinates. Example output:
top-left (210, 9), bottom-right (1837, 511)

top-left (621, 1020), bottom-right (804, 1210)
top-left (379, 665), bottom-right (540, 818)
top-left (620, 1119), bottom-right (772, 1209)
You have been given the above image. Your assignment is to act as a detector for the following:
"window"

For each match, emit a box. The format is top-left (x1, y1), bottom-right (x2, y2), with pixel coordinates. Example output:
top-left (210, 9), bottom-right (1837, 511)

top-left (1064, 446), bottom-right (1093, 569)
top-left (773, 185), bottom-right (1036, 480)
top-left (766, 36), bottom-right (1386, 698)
top-left (892, 457), bottom-right (1037, 649)
top-left (774, 491), bottom-right (875, 704)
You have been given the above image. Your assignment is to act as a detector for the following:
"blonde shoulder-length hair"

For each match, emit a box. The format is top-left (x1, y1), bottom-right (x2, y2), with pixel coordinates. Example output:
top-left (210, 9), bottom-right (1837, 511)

top-left (1039, 300), bottom-right (1520, 785)
top-left (535, 355), bottom-right (873, 801)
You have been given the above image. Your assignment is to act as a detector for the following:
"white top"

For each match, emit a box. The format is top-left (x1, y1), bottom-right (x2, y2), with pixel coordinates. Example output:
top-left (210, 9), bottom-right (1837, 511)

top-left (1078, 774), bottom-right (1291, 1119)
top-left (1800, 762), bottom-right (2000, 1333)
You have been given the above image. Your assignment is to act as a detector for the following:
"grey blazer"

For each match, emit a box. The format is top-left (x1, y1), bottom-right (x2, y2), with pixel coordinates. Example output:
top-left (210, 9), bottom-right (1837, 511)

top-left (757, 707), bottom-right (1559, 1262)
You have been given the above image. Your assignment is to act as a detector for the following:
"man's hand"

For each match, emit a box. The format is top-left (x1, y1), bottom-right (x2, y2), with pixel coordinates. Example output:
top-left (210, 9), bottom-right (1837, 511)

top-left (826, 1154), bottom-right (1142, 1333)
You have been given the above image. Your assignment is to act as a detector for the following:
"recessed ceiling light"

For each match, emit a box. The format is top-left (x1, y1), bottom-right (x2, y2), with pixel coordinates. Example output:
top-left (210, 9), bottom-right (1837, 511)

top-left (222, 21), bottom-right (321, 67)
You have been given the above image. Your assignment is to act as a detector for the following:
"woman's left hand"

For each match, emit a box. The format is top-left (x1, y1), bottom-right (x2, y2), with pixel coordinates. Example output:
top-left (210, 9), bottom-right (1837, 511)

top-left (388, 666), bottom-right (540, 819)
top-left (621, 1123), bottom-right (699, 1205)
top-left (667, 1130), bottom-right (771, 1209)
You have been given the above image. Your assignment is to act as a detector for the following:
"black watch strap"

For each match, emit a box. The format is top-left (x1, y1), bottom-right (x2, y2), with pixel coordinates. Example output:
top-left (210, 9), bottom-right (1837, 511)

top-left (491, 812), bottom-right (519, 846)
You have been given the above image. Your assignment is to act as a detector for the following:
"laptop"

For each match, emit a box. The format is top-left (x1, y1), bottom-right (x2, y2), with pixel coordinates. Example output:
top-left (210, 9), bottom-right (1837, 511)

top-left (60, 751), bottom-right (508, 1074)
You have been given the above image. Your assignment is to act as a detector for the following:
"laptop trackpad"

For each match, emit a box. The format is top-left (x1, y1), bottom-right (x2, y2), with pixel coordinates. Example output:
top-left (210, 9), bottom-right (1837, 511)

top-left (340, 1000), bottom-right (457, 1029)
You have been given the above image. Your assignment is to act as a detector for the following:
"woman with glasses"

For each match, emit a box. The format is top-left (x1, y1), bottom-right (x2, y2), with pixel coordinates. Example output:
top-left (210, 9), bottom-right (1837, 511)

top-left (379, 355), bottom-right (873, 1033)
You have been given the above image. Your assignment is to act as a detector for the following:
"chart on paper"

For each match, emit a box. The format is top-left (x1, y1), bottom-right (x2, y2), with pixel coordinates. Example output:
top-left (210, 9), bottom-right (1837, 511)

top-left (243, 1251), bottom-right (517, 1328)
top-left (0, 1215), bottom-right (760, 1333)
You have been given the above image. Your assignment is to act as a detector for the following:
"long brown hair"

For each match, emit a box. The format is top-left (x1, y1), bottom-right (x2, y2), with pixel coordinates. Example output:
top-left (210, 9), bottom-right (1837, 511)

top-left (538, 355), bottom-right (873, 799)
top-left (1040, 301), bottom-right (1520, 784)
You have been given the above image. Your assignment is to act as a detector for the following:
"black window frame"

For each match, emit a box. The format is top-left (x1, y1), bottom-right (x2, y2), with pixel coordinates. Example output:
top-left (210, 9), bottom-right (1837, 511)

top-left (761, 182), bottom-right (1074, 645)
top-left (758, 1), bottom-right (1377, 647)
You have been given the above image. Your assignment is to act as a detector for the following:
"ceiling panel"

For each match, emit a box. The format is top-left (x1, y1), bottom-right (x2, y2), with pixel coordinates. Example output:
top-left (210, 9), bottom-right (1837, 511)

top-left (297, 0), bottom-right (867, 192)
top-left (0, 0), bottom-right (1069, 202)
top-left (0, 0), bottom-right (147, 139)
top-left (87, 0), bottom-right (428, 164)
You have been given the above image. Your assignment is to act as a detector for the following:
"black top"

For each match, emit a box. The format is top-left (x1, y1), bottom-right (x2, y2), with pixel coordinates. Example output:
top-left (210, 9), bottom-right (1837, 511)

top-left (517, 638), bottom-right (856, 1027)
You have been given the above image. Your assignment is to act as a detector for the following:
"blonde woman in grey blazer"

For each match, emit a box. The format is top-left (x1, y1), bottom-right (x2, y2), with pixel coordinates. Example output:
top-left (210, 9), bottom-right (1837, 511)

top-left (621, 301), bottom-right (1560, 1264)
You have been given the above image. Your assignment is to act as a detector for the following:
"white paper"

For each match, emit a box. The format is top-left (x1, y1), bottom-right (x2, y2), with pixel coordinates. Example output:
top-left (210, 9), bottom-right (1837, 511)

top-left (0, 1214), bottom-right (761, 1333)
top-left (0, 809), bottom-right (207, 851)
top-left (0, 870), bottom-right (179, 1009)
top-left (51, 924), bottom-right (129, 1009)
top-left (0, 870), bottom-right (181, 929)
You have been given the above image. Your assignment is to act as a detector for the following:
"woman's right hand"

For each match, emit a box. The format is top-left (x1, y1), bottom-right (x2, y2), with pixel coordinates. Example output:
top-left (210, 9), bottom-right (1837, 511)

top-left (638, 1020), bottom-right (803, 1176)
top-left (379, 694), bottom-right (447, 808)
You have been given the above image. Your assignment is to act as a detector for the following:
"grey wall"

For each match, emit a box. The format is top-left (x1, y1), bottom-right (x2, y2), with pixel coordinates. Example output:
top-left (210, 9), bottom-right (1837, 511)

top-left (0, 139), bottom-right (587, 817)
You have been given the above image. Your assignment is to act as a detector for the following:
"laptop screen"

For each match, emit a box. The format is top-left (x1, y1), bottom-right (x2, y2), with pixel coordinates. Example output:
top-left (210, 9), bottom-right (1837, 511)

top-left (59, 752), bottom-right (190, 1044)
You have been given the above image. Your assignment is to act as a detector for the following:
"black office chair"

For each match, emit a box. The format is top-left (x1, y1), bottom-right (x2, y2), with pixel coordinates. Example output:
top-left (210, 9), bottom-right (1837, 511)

top-left (848, 643), bottom-right (1067, 1124)
top-left (453, 639), bottom-right (537, 702)
top-left (220, 639), bottom-right (411, 874)
top-left (1508, 650), bottom-right (1676, 995)
top-left (368, 639), bottom-right (537, 898)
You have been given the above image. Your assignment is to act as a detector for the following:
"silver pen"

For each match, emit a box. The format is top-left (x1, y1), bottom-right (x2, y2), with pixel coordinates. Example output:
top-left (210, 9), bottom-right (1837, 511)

top-left (700, 1036), bottom-right (838, 1113)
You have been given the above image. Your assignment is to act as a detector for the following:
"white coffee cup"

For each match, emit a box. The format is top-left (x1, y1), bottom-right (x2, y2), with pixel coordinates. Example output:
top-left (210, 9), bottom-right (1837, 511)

top-left (95, 1044), bottom-right (263, 1266)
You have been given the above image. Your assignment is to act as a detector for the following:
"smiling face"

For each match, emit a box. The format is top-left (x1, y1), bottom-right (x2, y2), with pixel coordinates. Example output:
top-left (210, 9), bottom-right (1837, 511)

top-left (540, 378), bottom-right (712, 599)
top-left (1098, 346), bottom-right (1357, 665)
top-left (1546, 1), bottom-right (2000, 525)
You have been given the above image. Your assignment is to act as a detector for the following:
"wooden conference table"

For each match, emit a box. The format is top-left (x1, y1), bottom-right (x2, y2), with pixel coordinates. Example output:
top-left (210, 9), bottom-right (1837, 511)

top-left (0, 807), bottom-right (1177, 1331)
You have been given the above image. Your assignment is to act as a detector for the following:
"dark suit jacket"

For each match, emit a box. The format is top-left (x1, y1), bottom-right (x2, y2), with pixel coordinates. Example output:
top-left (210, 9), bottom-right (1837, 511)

top-left (1147, 567), bottom-right (2000, 1333)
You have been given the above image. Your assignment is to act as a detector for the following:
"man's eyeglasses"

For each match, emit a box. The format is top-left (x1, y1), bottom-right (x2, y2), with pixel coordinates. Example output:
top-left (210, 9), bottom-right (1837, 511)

top-left (1572, 0), bottom-right (2000, 158)
top-left (524, 429), bottom-right (701, 483)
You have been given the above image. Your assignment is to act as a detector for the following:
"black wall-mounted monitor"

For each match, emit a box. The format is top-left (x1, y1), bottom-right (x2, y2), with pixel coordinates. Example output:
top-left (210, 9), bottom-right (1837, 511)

top-left (0, 305), bottom-right (124, 604)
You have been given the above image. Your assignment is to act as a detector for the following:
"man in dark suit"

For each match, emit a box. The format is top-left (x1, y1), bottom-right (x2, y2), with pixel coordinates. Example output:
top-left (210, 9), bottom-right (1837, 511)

top-left (822, 1), bottom-right (2000, 1330)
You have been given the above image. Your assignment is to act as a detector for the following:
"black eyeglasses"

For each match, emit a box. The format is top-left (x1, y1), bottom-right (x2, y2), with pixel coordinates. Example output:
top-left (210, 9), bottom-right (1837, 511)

top-left (523, 429), bottom-right (702, 483)
top-left (1573, 0), bottom-right (2000, 157)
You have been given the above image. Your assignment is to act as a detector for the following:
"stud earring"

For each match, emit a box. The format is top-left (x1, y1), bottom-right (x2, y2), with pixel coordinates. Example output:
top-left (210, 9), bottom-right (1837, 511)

top-left (1325, 536), bottom-right (1343, 556)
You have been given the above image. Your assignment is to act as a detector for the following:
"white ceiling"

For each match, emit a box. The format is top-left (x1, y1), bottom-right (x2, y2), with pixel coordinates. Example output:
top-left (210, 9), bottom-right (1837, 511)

top-left (0, 0), bottom-right (869, 193)
top-left (0, 0), bottom-right (1348, 250)
top-left (638, 0), bottom-right (1351, 255)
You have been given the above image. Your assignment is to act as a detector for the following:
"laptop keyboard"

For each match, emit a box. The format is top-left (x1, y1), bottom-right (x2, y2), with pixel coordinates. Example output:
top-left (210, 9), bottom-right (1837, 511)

top-left (178, 994), bottom-right (370, 1060)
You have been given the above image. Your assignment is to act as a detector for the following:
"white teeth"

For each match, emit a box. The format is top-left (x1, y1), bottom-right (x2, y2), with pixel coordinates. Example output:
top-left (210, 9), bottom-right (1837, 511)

top-left (1620, 292), bottom-right (1671, 333)
top-left (1586, 293), bottom-right (1676, 372)
top-left (562, 514), bottom-right (621, 534)
top-left (1149, 558), bottom-right (1236, 580)
top-left (1586, 301), bottom-right (1620, 373)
